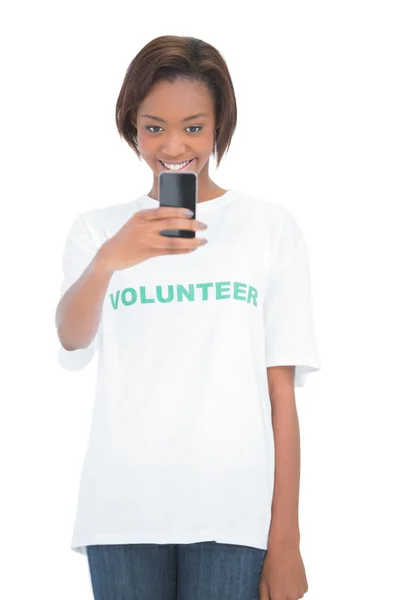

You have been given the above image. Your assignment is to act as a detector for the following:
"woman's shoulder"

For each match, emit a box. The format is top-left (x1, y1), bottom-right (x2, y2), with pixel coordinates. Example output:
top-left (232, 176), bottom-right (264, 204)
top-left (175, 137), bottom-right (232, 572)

top-left (233, 189), bottom-right (299, 229)
top-left (76, 195), bottom-right (151, 236)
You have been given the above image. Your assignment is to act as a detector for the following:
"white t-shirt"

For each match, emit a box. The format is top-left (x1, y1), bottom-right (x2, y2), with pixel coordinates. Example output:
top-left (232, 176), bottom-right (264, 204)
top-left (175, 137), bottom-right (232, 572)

top-left (57, 188), bottom-right (321, 557)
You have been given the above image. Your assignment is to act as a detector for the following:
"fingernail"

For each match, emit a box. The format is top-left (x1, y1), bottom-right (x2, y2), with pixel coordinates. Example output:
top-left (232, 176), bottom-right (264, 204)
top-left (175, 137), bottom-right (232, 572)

top-left (184, 209), bottom-right (194, 217)
top-left (200, 239), bottom-right (208, 245)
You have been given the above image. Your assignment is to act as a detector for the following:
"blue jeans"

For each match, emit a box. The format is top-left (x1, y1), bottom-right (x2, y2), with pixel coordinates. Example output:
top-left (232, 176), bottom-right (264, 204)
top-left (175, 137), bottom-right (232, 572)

top-left (87, 542), bottom-right (267, 600)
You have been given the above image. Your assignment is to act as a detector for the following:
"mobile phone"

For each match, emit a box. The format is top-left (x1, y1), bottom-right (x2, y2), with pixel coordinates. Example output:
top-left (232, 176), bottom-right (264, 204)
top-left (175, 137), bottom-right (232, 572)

top-left (159, 171), bottom-right (197, 238)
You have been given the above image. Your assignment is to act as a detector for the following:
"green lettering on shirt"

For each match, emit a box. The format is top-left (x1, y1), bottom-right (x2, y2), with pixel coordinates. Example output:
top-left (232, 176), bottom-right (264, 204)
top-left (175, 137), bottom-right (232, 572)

top-left (109, 281), bottom-right (259, 310)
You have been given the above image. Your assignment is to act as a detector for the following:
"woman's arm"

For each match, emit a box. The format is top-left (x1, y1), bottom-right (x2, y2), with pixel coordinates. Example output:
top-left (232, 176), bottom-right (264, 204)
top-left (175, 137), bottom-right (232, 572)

top-left (55, 245), bottom-right (114, 351)
top-left (259, 365), bottom-right (308, 600)
top-left (266, 365), bottom-right (301, 545)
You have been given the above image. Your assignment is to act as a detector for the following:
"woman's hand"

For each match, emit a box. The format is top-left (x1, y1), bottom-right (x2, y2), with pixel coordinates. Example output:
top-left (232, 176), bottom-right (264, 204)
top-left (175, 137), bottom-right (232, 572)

top-left (259, 538), bottom-right (308, 600)
top-left (97, 206), bottom-right (208, 272)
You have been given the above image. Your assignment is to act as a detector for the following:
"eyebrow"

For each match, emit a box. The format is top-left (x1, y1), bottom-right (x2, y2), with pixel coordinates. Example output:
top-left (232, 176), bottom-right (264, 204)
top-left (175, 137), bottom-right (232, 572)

top-left (140, 113), bottom-right (208, 123)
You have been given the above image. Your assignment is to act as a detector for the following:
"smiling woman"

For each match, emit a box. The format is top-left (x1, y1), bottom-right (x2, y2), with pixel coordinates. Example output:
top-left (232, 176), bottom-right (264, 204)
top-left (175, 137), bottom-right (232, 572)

top-left (115, 35), bottom-right (238, 202)
top-left (57, 33), bottom-right (321, 600)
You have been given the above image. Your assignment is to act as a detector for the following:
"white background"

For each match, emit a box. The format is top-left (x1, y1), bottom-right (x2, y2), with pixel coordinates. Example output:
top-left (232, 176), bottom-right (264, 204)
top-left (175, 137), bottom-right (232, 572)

top-left (1, 1), bottom-right (399, 598)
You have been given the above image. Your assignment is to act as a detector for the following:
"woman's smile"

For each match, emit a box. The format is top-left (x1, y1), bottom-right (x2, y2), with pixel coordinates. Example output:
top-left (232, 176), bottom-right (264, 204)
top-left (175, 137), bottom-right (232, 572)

top-left (158, 158), bottom-right (197, 171)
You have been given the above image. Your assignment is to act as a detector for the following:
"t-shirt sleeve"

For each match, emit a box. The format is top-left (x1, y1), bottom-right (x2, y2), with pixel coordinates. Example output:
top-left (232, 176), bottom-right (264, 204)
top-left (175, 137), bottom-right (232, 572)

top-left (57, 213), bottom-right (102, 372)
top-left (263, 209), bottom-right (321, 388)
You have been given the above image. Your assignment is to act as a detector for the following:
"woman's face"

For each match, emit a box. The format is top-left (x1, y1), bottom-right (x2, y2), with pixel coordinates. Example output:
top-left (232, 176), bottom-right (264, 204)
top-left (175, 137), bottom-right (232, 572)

top-left (135, 79), bottom-right (216, 178)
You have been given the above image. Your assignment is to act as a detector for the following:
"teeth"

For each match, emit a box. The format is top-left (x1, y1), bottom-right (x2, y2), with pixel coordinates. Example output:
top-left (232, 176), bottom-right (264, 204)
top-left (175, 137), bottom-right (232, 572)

top-left (161, 160), bottom-right (191, 171)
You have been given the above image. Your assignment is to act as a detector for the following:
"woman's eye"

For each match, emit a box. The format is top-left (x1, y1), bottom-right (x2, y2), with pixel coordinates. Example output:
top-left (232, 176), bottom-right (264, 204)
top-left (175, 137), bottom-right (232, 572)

top-left (146, 125), bottom-right (203, 134)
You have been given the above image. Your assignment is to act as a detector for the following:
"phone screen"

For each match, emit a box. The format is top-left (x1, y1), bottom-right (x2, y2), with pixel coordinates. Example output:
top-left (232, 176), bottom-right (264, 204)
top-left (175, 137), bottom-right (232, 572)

top-left (159, 172), bottom-right (197, 238)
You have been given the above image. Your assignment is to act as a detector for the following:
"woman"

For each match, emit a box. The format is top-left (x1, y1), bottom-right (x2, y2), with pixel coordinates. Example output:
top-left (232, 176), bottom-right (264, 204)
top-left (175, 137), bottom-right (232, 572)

top-left (56, 35), bottom-right (321, 600)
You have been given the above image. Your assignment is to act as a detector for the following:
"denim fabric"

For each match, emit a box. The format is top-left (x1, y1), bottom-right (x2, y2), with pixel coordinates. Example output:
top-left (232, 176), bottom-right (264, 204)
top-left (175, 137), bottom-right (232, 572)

top-left (87, 541), bottom-right (267, 600)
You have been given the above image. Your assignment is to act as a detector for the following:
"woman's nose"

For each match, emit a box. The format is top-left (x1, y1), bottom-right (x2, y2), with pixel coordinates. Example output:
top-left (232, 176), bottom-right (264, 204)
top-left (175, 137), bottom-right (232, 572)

top-left (160, 134), bottom-right (187, 156)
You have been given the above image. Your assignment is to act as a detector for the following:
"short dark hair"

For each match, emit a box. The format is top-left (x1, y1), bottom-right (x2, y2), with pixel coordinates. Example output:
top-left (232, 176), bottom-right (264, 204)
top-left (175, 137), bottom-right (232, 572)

top-left (115, 35), bottom-right (237, 168)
